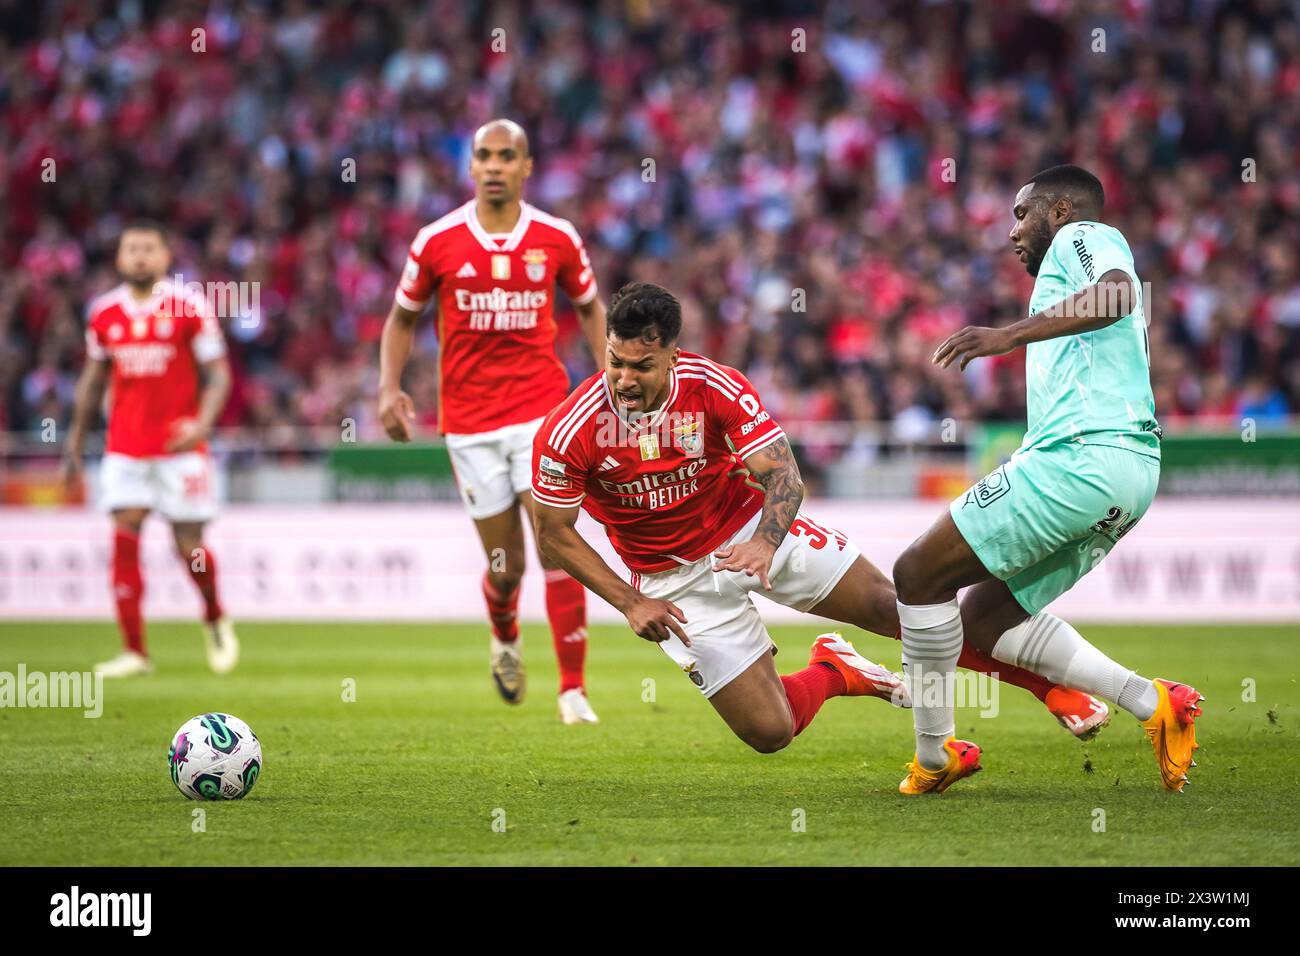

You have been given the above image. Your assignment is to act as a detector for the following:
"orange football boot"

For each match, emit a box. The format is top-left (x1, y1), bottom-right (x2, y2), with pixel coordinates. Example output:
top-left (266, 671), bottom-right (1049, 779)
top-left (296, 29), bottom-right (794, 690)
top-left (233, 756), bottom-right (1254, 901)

top-left (1045, 686), bottom-right (1111, 741)
top-left (1142, 679), bottom-right (1203, 792)
top-left (899, 738), bottom-right (982, 795)
top-left (809, 633), bottom-right (910, 707)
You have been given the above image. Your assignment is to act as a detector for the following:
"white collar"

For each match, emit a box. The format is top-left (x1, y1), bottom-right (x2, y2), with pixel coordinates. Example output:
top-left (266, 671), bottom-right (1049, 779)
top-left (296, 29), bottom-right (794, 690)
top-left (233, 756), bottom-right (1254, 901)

top-left (465, 200), bottom-right (532, 252)
top-left (117, 282), bottom-right (164, 316)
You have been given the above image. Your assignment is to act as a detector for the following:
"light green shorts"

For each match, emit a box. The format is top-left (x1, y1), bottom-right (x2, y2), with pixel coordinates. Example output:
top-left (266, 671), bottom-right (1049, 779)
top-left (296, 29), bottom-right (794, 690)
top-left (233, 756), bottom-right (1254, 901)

top-left (950, 441), bottom-right (1160, 615)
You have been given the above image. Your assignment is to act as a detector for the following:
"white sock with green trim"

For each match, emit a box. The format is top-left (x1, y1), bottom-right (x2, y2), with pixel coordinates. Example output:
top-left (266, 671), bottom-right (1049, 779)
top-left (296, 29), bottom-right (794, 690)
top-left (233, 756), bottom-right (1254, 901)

top-left (898, 598), bottom-right (963, 770)
top-left (991, 613), bottom-right (1158, 720)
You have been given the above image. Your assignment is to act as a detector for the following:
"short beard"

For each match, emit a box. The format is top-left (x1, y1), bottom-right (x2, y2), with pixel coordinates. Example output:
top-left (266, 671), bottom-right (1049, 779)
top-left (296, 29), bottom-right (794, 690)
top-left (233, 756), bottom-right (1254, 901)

top-left (1023, 221), bottom-right (1053, 277)
top-left (125, 274), bottom-right (160, 293)
top-left (1025, 247), bottom-right (1047, 277)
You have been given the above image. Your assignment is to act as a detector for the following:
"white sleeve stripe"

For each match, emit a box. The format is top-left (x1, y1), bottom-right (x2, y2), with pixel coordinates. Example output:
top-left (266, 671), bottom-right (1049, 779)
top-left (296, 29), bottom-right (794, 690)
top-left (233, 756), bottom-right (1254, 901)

top-left (531, 489), bottom-right (585, 507)
top-left (577, 267), bottom-right (593, 284)
top-left (549, 379), bottom-right (606, 450)
top-left (703, 370), bottom-right (742, 397)
top-left (676, 356), bottom-right (743, 393)
top-left (675, 361), bottom-right (741, 398)
top-left (735, 426), bottom-right (786, 460)
top-left (410, 205), bottom-right (470, 256)
top-left (554, 393), bottom-right (603, 453)
top-left (525, 206), bottom-right (585, 251)
top-left (85, 330), bottom-right (107, 361)
top-left (675, 372), bottom-right (739, 400)
top-left (571, 283), bottom-right (598, 306)
top-left (395, 289), bottom-right (428, 311)
top-left (86, 284), bottom-right (128, 319)
top-left (192, 334), bottom-right (227, 362)
top-left (551, 395), bottom-right (601, 453)
top-left (550, 377), bottom-right (606, 440)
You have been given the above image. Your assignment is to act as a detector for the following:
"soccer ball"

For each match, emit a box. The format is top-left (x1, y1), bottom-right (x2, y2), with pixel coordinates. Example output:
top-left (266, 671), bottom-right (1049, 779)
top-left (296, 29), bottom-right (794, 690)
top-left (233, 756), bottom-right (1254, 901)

top-left (168, 713), bottom-right (262, 800)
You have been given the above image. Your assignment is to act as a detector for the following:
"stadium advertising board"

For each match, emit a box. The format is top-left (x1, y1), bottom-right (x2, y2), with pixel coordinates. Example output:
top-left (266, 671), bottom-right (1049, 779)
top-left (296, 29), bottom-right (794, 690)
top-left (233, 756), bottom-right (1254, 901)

top-left (4, 500), bottom-right (1296, 623)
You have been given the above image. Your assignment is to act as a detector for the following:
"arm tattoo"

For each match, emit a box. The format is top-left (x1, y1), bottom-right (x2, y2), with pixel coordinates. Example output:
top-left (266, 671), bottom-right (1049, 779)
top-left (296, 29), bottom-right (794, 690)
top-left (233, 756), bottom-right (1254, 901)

top-left (751, 437), bottom-right (804, 549)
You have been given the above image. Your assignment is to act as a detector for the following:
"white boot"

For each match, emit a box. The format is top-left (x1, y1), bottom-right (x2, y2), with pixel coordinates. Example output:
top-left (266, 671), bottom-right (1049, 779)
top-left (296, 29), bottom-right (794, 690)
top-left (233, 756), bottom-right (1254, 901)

top-left (204, 618), bottom-right (239, 674)
top-left (558, 688), bottom-right (599, 724)
top-left (95, 650), bottom-right (153, 678)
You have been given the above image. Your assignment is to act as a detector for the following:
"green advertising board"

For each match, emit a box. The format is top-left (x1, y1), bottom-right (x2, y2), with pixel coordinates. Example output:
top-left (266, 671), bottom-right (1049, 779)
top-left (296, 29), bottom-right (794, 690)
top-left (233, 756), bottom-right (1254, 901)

top-left (1157, 429), bottom-right (1300, 495)
top-left (327, 442), bottom-right (459, 502)
top-left (327, 428), bottom-right (1298, 503)
top-left (970, 423), bottom-right (1026, 478)
top-left (968, 425), bottom-right (1300, 495)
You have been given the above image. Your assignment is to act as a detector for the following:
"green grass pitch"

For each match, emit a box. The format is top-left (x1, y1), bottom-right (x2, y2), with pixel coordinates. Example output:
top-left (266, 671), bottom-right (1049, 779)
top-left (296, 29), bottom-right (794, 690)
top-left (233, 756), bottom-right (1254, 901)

top-left (1, 620), bottom-right (1296, 866)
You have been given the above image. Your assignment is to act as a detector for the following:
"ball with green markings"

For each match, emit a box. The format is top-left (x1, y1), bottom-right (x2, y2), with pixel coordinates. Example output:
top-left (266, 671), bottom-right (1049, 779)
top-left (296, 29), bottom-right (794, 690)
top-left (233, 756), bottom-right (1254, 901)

top-left (168, 713), bottom-right (262, 800)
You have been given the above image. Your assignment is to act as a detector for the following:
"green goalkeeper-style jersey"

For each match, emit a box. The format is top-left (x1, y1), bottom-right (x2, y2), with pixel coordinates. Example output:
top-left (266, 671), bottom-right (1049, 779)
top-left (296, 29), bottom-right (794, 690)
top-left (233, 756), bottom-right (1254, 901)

top-left (1020, 220), bottom-right (1161, 460)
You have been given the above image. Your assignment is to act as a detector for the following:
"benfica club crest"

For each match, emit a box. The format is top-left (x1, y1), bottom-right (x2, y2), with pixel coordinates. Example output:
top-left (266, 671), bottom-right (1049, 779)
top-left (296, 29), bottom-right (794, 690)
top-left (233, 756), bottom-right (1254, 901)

top-left (154, 314), bottom-right (174, 339)
top-left (522, 248), bottom-right (548, 283)
top-left (673, 417), bottom-right (704, 457)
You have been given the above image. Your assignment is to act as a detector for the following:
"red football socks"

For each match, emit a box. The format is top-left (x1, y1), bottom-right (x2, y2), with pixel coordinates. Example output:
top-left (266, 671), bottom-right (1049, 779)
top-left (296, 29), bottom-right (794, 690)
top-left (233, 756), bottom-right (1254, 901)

top-left (781, 664), bottom-right (848, 736)
top-left (544, 569), bottom-right (587, 692)
top-left (112, 526), bottom-right (145, 656)
top-left (186, 546), bottom-right (224, 623)
top-left (958, 641), bottom-right (1053, 702)
top-left (482, 572), bottom-right (520, 643)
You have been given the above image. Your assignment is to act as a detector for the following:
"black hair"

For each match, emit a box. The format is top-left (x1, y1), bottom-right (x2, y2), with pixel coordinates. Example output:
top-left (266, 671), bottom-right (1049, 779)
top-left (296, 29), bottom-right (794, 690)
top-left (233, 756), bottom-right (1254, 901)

top-left (607, 281), bottom-right (682, 346)
top-left (1026, 164), bottom-right (1105, 215)
top-left (120, 220), bottom-right (170, 246)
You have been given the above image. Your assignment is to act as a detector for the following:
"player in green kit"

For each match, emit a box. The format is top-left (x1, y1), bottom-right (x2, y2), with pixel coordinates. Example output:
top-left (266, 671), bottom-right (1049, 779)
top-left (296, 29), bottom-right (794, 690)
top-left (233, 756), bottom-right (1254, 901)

top-left (889, 165), bottom-right (1203, 795)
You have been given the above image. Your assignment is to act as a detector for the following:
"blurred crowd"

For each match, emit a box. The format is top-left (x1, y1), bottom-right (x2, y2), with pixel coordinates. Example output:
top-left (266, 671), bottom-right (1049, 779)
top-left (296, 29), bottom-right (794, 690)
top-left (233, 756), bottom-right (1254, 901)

top-left (2, 0), bottom-right (1298, 459)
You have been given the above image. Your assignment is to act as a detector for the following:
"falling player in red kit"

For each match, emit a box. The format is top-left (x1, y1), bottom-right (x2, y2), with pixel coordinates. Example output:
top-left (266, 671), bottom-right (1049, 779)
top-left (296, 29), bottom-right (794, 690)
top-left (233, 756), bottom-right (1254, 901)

top-left (378, 119), bottom-right (607, 724)
top-left (63, 223), bottom-right (237, 677)
top-left (531, 282), bottom-right (1111, 754)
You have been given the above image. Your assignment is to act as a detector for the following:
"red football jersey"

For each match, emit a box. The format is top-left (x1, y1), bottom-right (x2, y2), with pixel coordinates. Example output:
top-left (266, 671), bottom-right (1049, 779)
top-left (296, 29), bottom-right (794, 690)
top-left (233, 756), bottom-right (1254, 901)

top-left (395, 200), bottom-right (598, 435)
top-left (531, 353), bottom-right (787, 573)
top-left (85, 281), bottom-right (226, 458)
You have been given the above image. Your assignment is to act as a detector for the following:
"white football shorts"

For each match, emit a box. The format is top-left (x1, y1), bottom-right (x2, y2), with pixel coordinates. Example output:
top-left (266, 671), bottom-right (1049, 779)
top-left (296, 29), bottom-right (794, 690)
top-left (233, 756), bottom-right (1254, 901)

top-left (633, 509), bottom-right (860, 697)
top-left (99, 452), bottom-right (218, 523)
top-left (445, 416), bottom-right (545, 520)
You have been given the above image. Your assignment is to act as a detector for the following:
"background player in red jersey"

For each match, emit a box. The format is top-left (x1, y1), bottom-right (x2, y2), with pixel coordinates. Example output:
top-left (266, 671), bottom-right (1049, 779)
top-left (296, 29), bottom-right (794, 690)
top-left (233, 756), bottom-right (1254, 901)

top-left (377, 119), bottom-right (607, 723)
top-left (532, 283), bottom-right (1111, 753)
top-left (62, 223), bottom-right (237, 678)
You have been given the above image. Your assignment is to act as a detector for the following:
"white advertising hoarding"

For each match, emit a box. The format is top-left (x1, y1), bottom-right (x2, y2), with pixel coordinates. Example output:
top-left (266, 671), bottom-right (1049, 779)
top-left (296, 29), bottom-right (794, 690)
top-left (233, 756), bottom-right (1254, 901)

top-left (1, 500), bottom-right (1297, 623)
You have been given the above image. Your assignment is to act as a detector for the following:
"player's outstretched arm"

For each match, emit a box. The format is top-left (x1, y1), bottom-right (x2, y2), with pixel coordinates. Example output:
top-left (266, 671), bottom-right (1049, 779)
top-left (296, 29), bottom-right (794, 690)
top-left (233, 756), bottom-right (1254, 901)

top-left (531, 497), bottom-right (690, 646)
top-left (574, 297), bottom-right (608, 370)
top-left (714, 436), bottom-right (805, 590)
top-left (934, 269), bottom-right (1136, 370)
top-left (62, 356), bottom-right (109, 490)
top-left (377, 302), bottom-right (422, 442)
top-left (168, 356), bottom-right (231, 452)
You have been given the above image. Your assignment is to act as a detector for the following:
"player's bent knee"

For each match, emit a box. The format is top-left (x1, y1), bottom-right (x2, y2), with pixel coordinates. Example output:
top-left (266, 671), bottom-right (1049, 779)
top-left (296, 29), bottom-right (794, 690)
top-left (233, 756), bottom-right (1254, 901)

top-left (483, 546), bottom-right (527, 587)
top-left (485, 555), bottom-right (524, 591)
top-left (739, 714), bottom-right (795, 754)
top-left (892, 546), bottom-right (927, 604)
top-left (487, 570), bottom-right (523, 596)
top-left (745, 728), bottom-right (793, 754)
